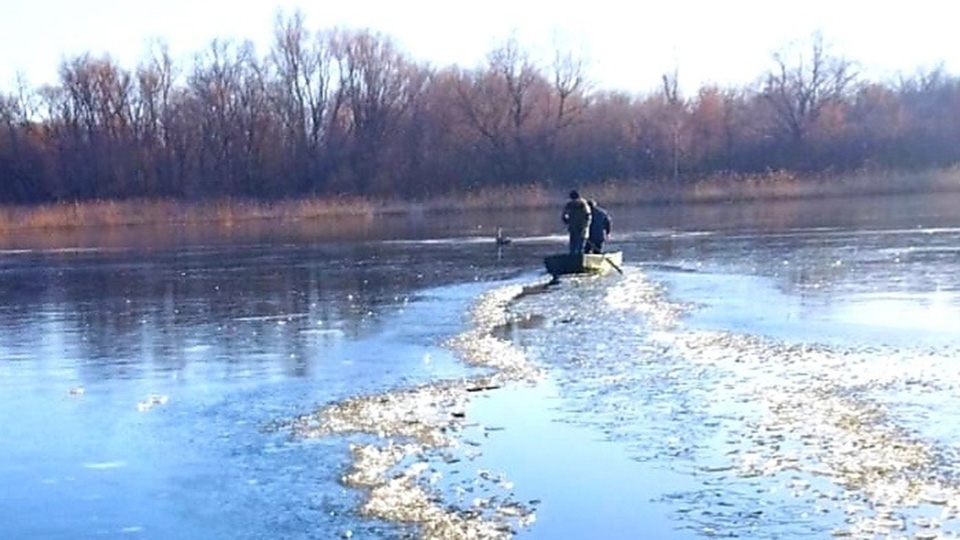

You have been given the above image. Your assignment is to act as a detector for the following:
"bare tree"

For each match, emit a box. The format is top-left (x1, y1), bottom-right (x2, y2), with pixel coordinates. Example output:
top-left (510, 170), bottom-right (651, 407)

top-left (456, 37), bottom-right (556, 184)
top-left (132, 41), bottom-right (178, 195)
top-left (492, 37), bottom-right (543, 184)
top-left (0, 89), bottom-right (23, 153)
top-left (894, 64), bottom-right (960, 166)
top-left (762, 32), bottom-right (858, 144)
top-left (53, 55), bottom-right (141, 197)
top-left (328, 29), bottom-right (425, 194)
top-left (186, 39), bottom-right (274, 196)
top-left (661, 67), bottom-right (685, 180)
top-left (1, 22), bottom-right (959, 205)
top-left (269, 11), bottom-right (336, 192)
top-left (539, 48), bottom-right (590, 179)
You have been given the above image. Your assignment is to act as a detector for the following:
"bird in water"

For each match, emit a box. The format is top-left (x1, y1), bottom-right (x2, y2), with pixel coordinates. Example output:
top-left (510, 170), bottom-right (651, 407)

top-left (495, 228), bottom-right (512, 246)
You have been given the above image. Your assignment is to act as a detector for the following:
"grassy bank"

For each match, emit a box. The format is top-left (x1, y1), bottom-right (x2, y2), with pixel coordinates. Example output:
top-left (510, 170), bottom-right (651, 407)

top-left (1, 166), bottom-right (958, 233)
top-left (0, 196), bottom-right (382, 233)
top-left (362, 165), bottom-right (960, 213)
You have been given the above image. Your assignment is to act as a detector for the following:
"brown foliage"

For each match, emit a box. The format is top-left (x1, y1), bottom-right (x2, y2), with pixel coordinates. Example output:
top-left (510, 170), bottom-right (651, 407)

top-left (0, 23), bottom-right (958, 207)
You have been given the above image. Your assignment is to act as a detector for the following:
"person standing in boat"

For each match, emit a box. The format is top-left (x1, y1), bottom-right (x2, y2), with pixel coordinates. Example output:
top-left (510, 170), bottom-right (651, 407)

top-left (562, 190), bottom-right (591, 255)
top-left (586, 199), bottom-right (611, 253)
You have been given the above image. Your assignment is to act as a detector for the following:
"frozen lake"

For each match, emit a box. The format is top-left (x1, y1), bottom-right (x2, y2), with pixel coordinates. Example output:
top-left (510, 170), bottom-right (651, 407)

top-left (3, 193), bottom-right (960, 539)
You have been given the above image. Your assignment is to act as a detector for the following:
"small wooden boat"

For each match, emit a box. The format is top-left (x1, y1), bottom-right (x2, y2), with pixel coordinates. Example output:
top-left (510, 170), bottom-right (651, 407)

top-left (544, 251), bottom-right (623, 277)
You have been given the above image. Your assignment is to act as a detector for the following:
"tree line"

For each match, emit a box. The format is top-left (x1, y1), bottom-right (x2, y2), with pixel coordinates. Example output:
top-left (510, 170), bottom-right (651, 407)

top-left (0, 15), bottom-right (958, 205)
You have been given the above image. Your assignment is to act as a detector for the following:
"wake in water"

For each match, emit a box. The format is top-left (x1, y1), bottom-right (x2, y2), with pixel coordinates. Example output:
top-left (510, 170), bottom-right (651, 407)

top-left (286, 281), bottom-right (549, 539)
top-left (509, 270), bottom-right (960, 538)
top-left (285, 265), bottom-right (960, 539)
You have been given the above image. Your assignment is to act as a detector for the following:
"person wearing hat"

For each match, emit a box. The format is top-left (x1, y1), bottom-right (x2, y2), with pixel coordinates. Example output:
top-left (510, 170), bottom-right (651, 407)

top-left (561, 190), bottom-right (591, 255)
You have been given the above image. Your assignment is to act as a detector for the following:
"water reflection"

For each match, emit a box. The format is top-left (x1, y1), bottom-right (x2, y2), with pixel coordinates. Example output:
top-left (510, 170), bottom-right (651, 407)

top-left (0, 241), bottom-right (528, 384)
top-left (3, 192), bottom-right (960, 539)
top-left (0, 232), bottom-right (545, 539)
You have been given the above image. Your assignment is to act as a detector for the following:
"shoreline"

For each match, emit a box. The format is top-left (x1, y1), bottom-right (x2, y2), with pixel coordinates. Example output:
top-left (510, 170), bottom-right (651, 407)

top-left (1, 166), bottom-right (957, 235)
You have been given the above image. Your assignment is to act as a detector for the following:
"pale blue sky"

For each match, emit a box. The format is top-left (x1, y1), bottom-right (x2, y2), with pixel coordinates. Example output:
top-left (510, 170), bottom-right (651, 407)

top-left (2, 0), bottom-right (956, 94)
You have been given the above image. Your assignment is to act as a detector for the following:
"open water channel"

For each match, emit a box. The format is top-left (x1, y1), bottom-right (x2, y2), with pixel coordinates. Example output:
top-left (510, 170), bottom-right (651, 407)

top-left (3, 193), bottom-right (960, 539)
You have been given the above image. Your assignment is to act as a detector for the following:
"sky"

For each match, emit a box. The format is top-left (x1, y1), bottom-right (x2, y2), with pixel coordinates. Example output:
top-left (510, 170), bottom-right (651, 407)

top-left (1, 0), bottom-right (956, 95)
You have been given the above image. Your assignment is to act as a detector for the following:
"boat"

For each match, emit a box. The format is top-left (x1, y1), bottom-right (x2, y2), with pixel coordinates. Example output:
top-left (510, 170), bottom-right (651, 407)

top-left (544, 251), bottom-right (623, 277)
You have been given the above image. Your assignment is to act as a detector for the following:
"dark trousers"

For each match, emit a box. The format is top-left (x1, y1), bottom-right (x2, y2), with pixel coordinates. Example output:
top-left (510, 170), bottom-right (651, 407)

top-left (568, 230), bottom-right (587, 254)
top-left (586, 237), bottom-right (604, 253)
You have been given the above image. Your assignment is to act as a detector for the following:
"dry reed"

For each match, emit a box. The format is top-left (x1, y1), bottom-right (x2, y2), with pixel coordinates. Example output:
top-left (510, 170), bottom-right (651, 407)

top-left (0, 166), bottom-right (957, 234)
top-left (0, 196), bottom-right (379, 234)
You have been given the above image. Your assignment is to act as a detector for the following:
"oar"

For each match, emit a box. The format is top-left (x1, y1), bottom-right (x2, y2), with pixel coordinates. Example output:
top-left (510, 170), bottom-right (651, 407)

top-left (586, 241), bottom-right (624, 275)
top-left (603, 254), bottom-right (624, 275)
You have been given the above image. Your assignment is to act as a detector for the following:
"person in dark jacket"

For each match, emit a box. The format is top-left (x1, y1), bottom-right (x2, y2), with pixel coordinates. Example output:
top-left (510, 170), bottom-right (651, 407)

top-left (586, 199), bottom-right (611, 253)
top-left (562, 190), bottom-right (591, 254)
